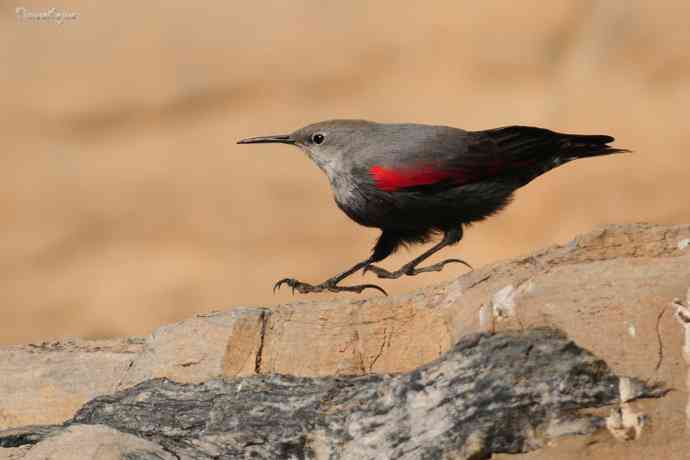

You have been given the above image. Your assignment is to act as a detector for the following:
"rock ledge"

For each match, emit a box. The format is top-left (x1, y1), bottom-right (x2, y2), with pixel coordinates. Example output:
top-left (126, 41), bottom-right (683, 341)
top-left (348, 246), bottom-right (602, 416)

top-left (2, 223), bottom-right (690, 459)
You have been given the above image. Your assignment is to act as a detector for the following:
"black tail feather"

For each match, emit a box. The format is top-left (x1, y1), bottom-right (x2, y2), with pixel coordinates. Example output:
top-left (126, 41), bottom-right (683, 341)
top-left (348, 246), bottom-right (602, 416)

top-left (559, 133), bottom-right (631, 160)
top-left (496, 128), bottom-right (630, 187)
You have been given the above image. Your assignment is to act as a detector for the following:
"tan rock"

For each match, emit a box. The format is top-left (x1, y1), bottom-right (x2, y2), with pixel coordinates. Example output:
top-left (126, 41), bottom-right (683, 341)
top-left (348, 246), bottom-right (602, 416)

top-left (2, 425), bottom-right (174, 460)
top-left (118, 307), bottom-right (267, 386)
top-left (2, 223), bottom-right (690, 458)
top-left (0, 338), bottom-right (143, 429)
top-left (0, 309), bottom-right (269, 429)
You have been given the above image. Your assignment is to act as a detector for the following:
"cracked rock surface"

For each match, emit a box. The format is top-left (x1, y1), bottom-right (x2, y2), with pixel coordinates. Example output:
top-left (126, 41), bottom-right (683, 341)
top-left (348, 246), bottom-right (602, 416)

top-left (0, 329), bottom-right (663, 459)
top-left (2, 223), bottom-right (690, 458)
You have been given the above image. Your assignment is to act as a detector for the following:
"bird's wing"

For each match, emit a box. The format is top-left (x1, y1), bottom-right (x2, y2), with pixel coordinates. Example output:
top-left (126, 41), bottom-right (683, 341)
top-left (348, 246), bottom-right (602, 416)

top-left (368, 126), bottom-right (617, 193)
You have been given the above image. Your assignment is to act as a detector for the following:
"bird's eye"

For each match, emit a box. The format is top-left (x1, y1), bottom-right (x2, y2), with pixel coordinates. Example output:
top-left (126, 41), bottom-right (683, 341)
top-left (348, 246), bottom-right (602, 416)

top-left (311, 133), bottom-right (325, 144)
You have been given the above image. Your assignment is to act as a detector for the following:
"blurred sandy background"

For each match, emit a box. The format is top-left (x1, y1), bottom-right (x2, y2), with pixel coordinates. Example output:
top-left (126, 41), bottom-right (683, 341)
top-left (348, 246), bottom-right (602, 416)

top-left (1, 1), bottom-right (689, 345)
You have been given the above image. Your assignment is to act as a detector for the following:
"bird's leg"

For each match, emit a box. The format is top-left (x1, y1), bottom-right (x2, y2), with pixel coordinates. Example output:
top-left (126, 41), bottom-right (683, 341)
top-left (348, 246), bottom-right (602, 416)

top-left (364, 228), bottom-right (471, 279)
top-left (273, 231), bottom-right (400, 296)
top-left (274, 257), bottom-right (388, 296)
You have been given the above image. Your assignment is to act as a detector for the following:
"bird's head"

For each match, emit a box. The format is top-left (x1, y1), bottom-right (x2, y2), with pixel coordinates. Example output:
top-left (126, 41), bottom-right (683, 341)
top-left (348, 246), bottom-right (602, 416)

top-left (238, 119), bottom-right (376, 178)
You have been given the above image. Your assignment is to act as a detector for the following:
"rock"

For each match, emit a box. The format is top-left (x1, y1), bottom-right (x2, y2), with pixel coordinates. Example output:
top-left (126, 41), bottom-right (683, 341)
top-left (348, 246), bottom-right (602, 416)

top-left (0, 338), bottom-right (145, 429)
top-left (0, 425), bottom-right (174, 460)
top-left (0, 310), bottom-right (267, 429)
top-left (0, 329), bottom-right (665, 459)
top-left (2, 223), bottom-right (690, 458)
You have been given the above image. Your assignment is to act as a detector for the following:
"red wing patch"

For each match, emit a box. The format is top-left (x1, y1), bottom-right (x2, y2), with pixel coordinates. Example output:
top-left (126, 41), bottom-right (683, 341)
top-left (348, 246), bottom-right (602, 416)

top-left (370, 158), bottom-right (541, 192)
top-left (370, 165), bottom-right (466, 192)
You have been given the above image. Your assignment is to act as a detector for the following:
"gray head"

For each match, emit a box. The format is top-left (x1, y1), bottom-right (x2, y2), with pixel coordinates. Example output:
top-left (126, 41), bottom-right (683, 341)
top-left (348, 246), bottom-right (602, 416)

top-left (237, 119), bottom-right (378, 177)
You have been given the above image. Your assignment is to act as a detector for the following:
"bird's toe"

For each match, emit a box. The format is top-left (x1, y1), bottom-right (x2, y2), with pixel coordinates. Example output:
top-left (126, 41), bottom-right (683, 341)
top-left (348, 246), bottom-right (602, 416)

top-left (273, 278), bottom-right (293, 293)
top-left (362, 265), bottom-right (399, 279)
top-left (273, 278), bottom-right (324, 294)
top-left (412, 258), bottom-right (472, 274)
top-left (328, 283), bottom-right (388, 296)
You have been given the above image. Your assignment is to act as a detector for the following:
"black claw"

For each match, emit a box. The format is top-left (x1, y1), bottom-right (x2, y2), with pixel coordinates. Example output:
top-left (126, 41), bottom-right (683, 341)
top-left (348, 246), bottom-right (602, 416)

top-left (371, 284), bottom-right (388, 296)
top-left (273, 278), bottom-right (314, 294)
top-left (273, 278), bottom-right (293, 293)
top-left (425, 258), bottom-right (472, 272)
top-left (447, 258), bottom-right (473, 270)
top-left (353, 284), bottom-right (388, 296)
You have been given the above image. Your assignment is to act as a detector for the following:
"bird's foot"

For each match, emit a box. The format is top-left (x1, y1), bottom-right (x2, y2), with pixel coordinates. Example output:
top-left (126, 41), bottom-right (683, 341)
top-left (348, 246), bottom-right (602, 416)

top-left (273, 278), bottom-right (387, 296)
top-left (363, 258), bottom-right (472, 279)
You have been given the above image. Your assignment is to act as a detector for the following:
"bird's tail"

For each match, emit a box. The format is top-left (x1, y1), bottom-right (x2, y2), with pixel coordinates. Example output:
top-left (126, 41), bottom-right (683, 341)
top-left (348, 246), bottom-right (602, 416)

top-left (557, 133), bottom-right (631, 161)
top-left (510, 129), bottom-right (630, 187)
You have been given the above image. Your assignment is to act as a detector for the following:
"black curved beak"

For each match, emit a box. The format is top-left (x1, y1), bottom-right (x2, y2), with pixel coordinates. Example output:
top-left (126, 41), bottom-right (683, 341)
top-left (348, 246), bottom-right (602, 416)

top-left (237, 134), bottom-right (295, 145)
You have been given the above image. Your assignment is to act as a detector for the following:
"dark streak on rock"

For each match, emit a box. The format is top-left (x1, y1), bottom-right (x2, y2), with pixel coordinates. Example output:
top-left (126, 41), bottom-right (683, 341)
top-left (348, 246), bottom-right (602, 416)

top-left (254, 310), bottom-right (269, 375)
top-left (1, 329), bottom-right (665, 459)
top-left (467, 274), bottom-right (491, 289)
top-left (368, 327), bottom-right (388, 372)
top-left (0, 426), bottom-right (62, 448)
top-left (655, 303), bottom-right (669, 371)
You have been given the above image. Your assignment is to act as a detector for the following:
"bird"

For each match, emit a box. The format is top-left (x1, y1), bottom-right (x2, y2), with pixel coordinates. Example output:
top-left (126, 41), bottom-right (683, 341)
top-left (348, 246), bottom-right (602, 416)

top-left (238, 120), bottom-right (628, 295)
